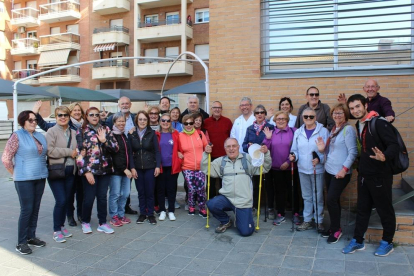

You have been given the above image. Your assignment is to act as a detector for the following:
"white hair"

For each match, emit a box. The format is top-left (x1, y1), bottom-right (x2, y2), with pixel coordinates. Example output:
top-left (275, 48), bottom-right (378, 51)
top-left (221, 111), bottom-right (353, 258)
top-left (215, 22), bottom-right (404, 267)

top-left (187, 95), bottom-right (199, 103)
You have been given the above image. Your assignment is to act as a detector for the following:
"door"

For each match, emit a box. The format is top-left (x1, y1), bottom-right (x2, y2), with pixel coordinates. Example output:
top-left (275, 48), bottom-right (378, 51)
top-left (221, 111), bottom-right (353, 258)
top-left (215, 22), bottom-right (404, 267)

top-left (145, 14), bottom-right (158, 26)
top-left (165, 47), bottom-right (179, 58)
top-left (145, 48), bottom-right (158, 63)
top-left (166, 12), bottom-right (179, 25)
top-left (110, 19), bottom-right (123, 31)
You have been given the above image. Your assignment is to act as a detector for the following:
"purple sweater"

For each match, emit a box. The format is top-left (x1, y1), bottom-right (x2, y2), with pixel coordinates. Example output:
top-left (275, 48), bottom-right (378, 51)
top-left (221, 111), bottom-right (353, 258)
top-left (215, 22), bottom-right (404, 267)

top-left (263, 126), bottom-right (296, 170)
top-left (367, 93), bottom-right (395, 118)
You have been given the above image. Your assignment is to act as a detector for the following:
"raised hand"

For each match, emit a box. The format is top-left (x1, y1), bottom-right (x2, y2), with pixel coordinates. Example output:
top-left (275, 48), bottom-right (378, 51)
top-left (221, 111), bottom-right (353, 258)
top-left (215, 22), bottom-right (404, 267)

top-left (337, 93), bottom-right (347, 104)
top-left (315, 136), bottom-right (326, 153)
top-left (97, 128), bottom-right (107, 143)
top-left (266, 108), bottom-right (275, 120)
top-left (99, 107), bottom-right (109, 120)
top-left (263, 127), bottom-right (273, 139)
top-left (32, 100), bottom-right (43, 114)
top-left (370, 147), bottom-right (386, 162)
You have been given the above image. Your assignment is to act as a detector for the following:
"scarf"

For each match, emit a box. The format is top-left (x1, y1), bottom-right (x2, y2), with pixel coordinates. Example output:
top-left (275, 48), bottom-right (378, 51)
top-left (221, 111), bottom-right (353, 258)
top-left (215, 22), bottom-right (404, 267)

top-left (137, 127), bottom-right (146, 139)
top-left (112, 125), bottom-right (123, 135)
top-left (253, 120), bottom-right (266, 136)
top-left (325, 121), bottom-right (349, 153)
top-left (71, 117), bottom-right (83, 129)
top-left (183, 128), bottom-right (195, 135)
top-left (88, 123), bottom-right (101, 133)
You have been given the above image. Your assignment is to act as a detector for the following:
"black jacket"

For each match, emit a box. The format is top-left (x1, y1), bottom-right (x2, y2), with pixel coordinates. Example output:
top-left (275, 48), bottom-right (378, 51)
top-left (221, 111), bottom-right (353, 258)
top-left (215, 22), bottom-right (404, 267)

top-left (130, 127), bottom-right (161, 170)
top-left (356, 116), bottom-right (399, 177)
top-left (111, 133), bottom-right (135, 176)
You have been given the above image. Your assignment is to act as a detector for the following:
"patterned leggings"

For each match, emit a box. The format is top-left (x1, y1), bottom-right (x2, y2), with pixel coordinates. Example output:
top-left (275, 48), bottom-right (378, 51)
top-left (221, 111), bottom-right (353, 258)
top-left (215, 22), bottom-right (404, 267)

top-left (183, 170), bottom-right (206, 211)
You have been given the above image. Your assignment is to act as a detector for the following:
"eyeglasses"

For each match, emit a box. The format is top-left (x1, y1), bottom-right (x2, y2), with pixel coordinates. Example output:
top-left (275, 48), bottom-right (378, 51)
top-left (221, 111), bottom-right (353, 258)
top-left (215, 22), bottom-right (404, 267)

top-left (333, 112), bottom-right (344, 116)
top-left (183, 122), bottom-right (194, 126)
top-left (138, 118), bottom-right (148, 122)
top-left (212, 107), bottom-right (222, 110)
top-left (88, 113), bottom-right (100, 118)
top-left (161, 119), bottom-right (171, 123)
top-left (239, 104), bottom-right (251, 108)
top-left (149, 112), bottom-right (159, 115)
top-left (276, 118), bottom-right (288, 121)
top-left (255, 111), bottom-right (265, 115)
top-left (27, 118), bottom-right (38, 124)
top-left (57, 113), bottom-right (70, 118)
top-left (303, 115), bottom-right (315, 120)
top-left (308, 93), bottom-right (319, 97)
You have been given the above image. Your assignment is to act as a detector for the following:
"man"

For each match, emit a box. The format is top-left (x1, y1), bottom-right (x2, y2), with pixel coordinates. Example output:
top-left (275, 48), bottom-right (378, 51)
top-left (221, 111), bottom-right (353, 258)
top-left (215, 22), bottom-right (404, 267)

top-left (180, 95), bottom-right (209, 119)
top-left (295, 86), bottom-right (334, 131)
top-left (338, 79), bottom-right (395, 122)
top-left (202, 138), bottom-right (271, 236)
top-left (230, 97), bottom-right (255, 153)
top-left (342, 94), bottom-right (399, 257)
top-left (159, 96), bottom-right (171, 114)
top-left (203, 101), bottom-right (233, 199)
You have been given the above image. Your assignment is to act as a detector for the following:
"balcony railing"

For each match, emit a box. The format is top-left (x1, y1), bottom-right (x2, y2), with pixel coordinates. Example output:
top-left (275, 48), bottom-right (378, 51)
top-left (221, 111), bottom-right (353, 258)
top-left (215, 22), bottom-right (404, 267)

top-left (137, 55), bottom-right (191, 64)
top-left (93, 26), bottom-right (130, 34)
top-left (39, 67), bottom-right (81, 83)
top-left (40, 67), bottom-right (79, 76)
top-left (12, 38), bottom-right (39, 50)
top-left (93, 60), bottom-right (130, 68)
top-left (39, 33), bottom-right (80, 51)
top-left (11, 7), bottom-right (39, 26)
top-left (39, 1), bottom-right (80, 15)
top-left (12, 69), bottom-right (40, 80)
top-left (138, 19), bottom-right (181, 28)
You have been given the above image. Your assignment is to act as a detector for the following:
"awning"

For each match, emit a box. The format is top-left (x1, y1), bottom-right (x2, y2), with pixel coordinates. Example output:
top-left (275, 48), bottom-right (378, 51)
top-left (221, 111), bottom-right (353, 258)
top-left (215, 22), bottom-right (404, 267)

top-left (163, 80), bottom-right (206, 95)
top-left (38, 49), bottom-right (71, 67)
top-left (93, 43), bottom-right (116, 52)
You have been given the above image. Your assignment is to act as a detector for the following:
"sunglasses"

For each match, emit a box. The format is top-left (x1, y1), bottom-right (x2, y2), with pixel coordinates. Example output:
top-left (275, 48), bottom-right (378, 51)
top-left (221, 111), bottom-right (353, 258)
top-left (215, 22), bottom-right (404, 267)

top-left (88, 113), bottom-right (100, 118)
top-left (308, 93), bottom-right (319, 97)
top-left (57, 113), bottom-right (70, 118)
top-left (303, 115), bottom-right (315, 119)
top-left (255, 111), bottom-right (266, 115)
top-left (161, 119), bottom-right (171, 123)
top-left (183, 122), bottom-right (194, 126)
top-left (27, 118), bottom-right (38, 124)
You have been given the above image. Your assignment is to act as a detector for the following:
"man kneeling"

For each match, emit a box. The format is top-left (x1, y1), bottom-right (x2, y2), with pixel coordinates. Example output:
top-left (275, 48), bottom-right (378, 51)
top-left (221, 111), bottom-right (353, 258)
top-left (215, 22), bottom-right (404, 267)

top-left (201, 138), bottom-right (271, 236)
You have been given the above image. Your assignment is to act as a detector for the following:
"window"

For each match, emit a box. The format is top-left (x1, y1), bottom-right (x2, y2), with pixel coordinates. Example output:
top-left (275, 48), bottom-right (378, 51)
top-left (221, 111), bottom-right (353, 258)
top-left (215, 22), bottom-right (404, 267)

top-left (27, 31), bottom-right (37, 38)
top-left (50, 27), bottom-right (60, 34)
top-left (165, 47), bottom-right (179, 58)
top-left (14, 61), bottom-right (22, 70)
top-left (195, 9), bottom-right (209, 23)
top-left (145, 14), bottom-right (158, 26)
top-left (27, 60), bottom-right (37, 70)
top-left (166, 12), bottom-right (179, 25)
top-left (67, 24), bottom-right (79, 34)
top-left (145, 48), bottom-right (159, 63)
top-left (195, 44), bottom-right (209, 60)
top-left (261, 0), bottom-right (414, 78)
top-left (0, 2), bottom-right (5, 13)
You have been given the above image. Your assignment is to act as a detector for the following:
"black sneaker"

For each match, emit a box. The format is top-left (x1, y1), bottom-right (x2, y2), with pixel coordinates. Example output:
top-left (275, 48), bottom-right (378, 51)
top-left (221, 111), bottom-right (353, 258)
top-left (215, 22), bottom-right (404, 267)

top-left (327, 229), bottom-right (342, 244)
top-left (136, 215), bottom-right (147, 224)
top-left (28, 237), bottom-right (46, 247)
top-left (148, 216), bottom-right (157, 225)
top-left (125, 206), bottom-right (138, 215)
top-left (16, 244), bottom-right (32, 255)
top-left (320, 230), bottom-right (331, 238)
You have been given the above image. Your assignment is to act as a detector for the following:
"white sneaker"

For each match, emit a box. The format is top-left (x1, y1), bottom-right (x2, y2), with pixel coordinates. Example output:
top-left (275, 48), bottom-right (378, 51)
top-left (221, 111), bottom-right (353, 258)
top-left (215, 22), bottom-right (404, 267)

top-left (168, 212), bottom-right (176, 221)
top-left (175, 201), bottom-right (180, 209)
top-left (159, 211), bottom-right (166, 221)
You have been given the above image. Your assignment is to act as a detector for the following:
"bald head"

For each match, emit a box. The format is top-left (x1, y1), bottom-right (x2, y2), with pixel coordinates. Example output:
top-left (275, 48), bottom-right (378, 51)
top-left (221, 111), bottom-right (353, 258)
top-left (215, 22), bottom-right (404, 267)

top-left (363, 79), bottom-right (380, 100)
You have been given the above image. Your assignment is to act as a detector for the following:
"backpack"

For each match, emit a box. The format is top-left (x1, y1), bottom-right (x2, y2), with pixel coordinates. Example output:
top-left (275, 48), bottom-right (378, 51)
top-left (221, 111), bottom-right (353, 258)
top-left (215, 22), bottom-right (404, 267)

top-left (370, 117), bottom-right (409, 175)
top-left (220, 153), bottom-right (252, 179)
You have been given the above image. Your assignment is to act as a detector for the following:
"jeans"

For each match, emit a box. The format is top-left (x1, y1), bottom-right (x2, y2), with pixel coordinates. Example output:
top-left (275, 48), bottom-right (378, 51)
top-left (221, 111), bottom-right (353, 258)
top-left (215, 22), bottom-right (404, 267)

top-left (207, 195), bottom-right (255, 237)
top-left (157, 167), bottom-right (179, 213)
top-left (82, 174), bottom-right (111, 225)
top-left (135, 169), bottom-right (155, 216)
top-left (325, 172), bottom-right (351, 232)
top-left (299, 172), bottom-right (324, 223)
top-left (67, 172), bottom-right (83, 219)
top-left (109, 175), bottom-right (131, 218)
top-left (49, 166), bottom-right (75, 231)
top-left (15, 179), bottom-right (46, 245)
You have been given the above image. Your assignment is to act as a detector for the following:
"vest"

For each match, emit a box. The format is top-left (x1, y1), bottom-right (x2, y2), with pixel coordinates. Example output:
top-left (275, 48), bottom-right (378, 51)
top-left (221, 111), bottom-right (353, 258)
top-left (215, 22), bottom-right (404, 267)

top-left (14, 129), bottom-right (48, 181)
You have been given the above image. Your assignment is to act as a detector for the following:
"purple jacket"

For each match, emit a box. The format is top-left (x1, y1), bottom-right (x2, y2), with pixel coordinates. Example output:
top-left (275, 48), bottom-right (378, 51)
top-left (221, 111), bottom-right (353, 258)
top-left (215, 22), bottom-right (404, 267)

top-left (263, 126), bottom-right (296, 170)
top-left (367, 93), bottom-right (395, 118)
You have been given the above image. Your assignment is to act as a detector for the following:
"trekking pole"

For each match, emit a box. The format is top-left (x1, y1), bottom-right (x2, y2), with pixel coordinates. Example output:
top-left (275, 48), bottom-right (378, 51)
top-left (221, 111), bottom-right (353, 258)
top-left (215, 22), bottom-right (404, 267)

top-left (206, 143), bottom-right (212, 229)
top-left (290, 154), bottom-right (295, 232)
top-left (256, 164), bottom-right (263, 231)
top-left (312, 151), bottom-right (320, 234)
top-left (263, 172), bottom-right (268, 222)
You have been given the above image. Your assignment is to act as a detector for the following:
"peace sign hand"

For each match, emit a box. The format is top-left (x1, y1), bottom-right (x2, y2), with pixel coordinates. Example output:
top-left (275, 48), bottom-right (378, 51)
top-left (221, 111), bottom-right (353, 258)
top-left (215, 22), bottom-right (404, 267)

top-left (370, 147), bottom-right (386, 162)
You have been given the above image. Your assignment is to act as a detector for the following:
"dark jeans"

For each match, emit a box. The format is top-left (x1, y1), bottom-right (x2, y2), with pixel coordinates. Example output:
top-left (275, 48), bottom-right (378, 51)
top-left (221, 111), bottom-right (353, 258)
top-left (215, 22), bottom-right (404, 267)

top-left (82, 174), bottom-right (111, 225)
top-left (49, 166), bottom-right (75, 231)
top-left (158, 167), bottom-right (179, 213)
top-left (15, 179), bottom-right (46, 245)
top-left (207, 195), bottom-right (255, 237)
top-left (268, 169), bottom-right (300, 216)
top-left (325, 172), bottom-right (351, 232)
top-left (136, 168), bottom-right (155, 216)
top-left (354, 174), bottom-right (396, 244)
top-left (67, 172), bottom-right (83, 219)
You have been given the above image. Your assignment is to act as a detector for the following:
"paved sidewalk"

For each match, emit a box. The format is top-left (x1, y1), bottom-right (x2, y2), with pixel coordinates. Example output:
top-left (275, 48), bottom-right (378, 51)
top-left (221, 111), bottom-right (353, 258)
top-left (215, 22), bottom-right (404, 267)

top-left (0, 173), bottom-right (413, 275)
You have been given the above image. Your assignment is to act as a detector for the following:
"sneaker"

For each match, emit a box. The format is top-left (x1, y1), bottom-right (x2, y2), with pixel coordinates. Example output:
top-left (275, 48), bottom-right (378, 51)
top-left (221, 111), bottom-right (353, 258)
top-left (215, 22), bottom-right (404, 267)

top-left (110, 216), bottom-right (123, 227)
top-left (53, 231), bottom-right (66, 243)
top-left (273, 214), bottom-right (286, 225)
top-left (168, 212), bottom-right (176, 221)
top-left (148, 215), bottom-right (157, 225)
top-left (215, 220), bottom-right (232, 233)
top-left (327, 229), bottom-right (342, 244)
top-left (97, 223), bottom-right (114, 234)
top-left (61, 227), bottom-right (72, 238)
top-left (320, 230), bottom-right (331, 238)
top-left (120, 216), bottom-right (131, 224)
top-left (318, 223), bottom-right (325, 232)
top-left (184, 204), bottom-right (189, 211)
top-left (82, 223), bottom-right (92, 234)
top-left (293, 213), bottom-right (301, 225)
top-left (342, 238), bottom-right (365, 254)
top-left (16, 244), bottom-right (32, 255)
top-left (175, 201), bottom-right (180, 209)
top-left (188, 207), bottom-right (195, 215)
top-left (268, 209), bottom-right (275, 220)
top-left (136, 215), bottom-right (147, 224)
top-left (27, 237), bottom-right (46, 247)
top-left (199, 209), bottom-right (207, 219)
top-left (159, 211), bottom-right (166, 221)
top-left (296, 221), bottom-right (314, 231)
top-left (374, 240), bottom-right (394, 257)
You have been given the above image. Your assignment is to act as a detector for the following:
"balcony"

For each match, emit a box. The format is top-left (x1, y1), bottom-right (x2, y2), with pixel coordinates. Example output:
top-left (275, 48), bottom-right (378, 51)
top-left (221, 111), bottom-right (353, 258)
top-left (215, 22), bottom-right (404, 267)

top-left (92, 26), bottom-right (130, 45)
top-left (136, 0), bottom-right (193, 8)
top-left (93, 0), bottom-right (130, 15)
top-left (92, 60), bottom-right (130, 80)
top-left (11, 38), bottom-right (40, 56)
top-left (11, 7), bottom-right (40, 27)
top-left (39, 67), bottom-right (81, 84)
top-left (39, 33), bottom-right (80, 52)
top-left (12, 69), bottom-right (40, 85)
top-left (39, 1), bottom-right (80, 23)
top-left (137, 20), bottom-right (192, 42)
top-left (135, 58), bottom-right (193, 78)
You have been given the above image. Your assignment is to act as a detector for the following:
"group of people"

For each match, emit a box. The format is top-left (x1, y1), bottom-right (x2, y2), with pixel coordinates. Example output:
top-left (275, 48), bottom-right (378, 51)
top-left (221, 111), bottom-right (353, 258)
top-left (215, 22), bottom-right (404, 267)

top-left (2, 79), bottom-right (400, 258)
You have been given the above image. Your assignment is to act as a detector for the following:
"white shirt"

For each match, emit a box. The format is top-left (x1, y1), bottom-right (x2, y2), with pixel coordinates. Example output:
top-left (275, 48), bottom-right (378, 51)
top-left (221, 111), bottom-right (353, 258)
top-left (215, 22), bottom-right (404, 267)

top-left (230, 113), bottom-right (255, 152)
top-left (269, 113), bottom-right (297, 128)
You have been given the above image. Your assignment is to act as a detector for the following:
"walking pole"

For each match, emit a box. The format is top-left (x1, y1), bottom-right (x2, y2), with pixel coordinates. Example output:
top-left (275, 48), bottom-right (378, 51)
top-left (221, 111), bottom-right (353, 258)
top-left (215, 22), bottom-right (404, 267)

top-left (206, 147), bottom-right (212, 229)
top-left (263, 172), bottom-right (267, 222)
top-left (290, 158), bottom-right (295, 232)
top-left (256, 165), bottom-right (263, 231)
top-left (312, 151), bottom-right (320, 233)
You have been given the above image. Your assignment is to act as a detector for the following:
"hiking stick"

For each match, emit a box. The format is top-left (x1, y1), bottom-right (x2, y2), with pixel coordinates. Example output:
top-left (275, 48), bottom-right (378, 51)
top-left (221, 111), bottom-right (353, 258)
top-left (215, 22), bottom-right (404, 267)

top-left (206, 151), bottom-right (211, 229)
top-left (256, 165), bottom-right (263, 230)
top-left (291, 160), bottom-right (295, 232)
top-left (312, 151), bottom-right (320, 233)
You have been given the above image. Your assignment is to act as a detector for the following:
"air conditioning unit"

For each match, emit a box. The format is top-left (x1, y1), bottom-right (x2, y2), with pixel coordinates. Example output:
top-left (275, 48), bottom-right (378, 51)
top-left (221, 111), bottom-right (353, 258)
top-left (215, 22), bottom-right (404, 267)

top-left (18, 26), bottom-right (26, 33)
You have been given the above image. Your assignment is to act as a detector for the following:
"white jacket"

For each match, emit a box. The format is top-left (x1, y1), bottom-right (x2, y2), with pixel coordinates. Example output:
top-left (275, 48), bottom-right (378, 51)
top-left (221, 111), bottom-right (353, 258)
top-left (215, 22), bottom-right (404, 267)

top-left (230, 114), bottom-right (255, 152)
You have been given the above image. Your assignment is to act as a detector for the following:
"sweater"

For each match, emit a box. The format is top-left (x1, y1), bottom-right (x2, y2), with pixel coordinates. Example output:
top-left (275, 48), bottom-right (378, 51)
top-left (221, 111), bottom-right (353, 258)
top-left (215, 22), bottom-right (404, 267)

top-left (262, 126), bottom-right (296, 170)
top-left (203, 115), bottom-right (233, 158)
top-left (179, 130), bottom-right (208, 171)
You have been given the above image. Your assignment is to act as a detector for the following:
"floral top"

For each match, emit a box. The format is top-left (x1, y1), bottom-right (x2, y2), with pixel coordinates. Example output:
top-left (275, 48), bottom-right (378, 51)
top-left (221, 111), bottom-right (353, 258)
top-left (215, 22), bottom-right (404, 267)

top-left (76, 124), bottom-right (119, 176)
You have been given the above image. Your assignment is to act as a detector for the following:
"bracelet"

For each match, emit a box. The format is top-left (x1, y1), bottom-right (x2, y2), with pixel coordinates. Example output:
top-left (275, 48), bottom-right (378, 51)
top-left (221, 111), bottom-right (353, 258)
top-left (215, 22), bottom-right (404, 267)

top-left (342, 166), bottom-right (349, 173)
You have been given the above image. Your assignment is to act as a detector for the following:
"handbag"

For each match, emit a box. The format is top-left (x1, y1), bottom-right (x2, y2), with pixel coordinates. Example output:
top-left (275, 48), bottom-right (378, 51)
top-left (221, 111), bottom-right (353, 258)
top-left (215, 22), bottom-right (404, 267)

top-left (48, 130), bottom-right (72, 180)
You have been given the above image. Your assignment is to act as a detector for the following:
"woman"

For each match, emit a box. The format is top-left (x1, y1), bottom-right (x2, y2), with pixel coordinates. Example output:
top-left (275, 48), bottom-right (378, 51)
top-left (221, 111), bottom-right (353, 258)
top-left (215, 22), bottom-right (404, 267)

top-left (170, 107), bottom-right (183, 132)
top-left (269, 97), bottom-right (297, 128)
top-left (263, 111), bottom-right (301, 226)
top-left (2, 111), bottom-right (48, 255)
top-left (109, 112), bottom-right (137, 227)
top-left (76, 107), bottom-right (119, 234)
top-left (290, 107), bottom-right (329, 232)
top-left (130, 111), bottom-right (161, 225)
top-left (316, 103), bottom-right (357, 243)
top-left (193, 112), bottom-right (210, 141)
top-left (242, 105), bottom-right (274, 214)
top-left (156, 113), bottom-right (181, 221)
top-left (179, 114), bottom-right (208, 217)
top-left (148, 106), bottom-right (161, 131)
top-left (45, 106), bottom-right (78, 243)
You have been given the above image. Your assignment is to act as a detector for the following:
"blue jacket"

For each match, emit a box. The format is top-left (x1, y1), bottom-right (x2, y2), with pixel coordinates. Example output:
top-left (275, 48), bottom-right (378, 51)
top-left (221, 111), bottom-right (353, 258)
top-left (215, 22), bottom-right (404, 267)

top-left (242, 122), bottom-right (274, 153)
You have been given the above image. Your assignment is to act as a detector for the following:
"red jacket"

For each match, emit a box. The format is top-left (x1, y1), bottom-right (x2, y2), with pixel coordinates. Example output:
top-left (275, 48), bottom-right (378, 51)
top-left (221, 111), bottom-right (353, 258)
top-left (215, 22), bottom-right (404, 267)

top-left (203, 115), bottom-right (233, 158)
top-left (155, 130), bottom-right (182, 174)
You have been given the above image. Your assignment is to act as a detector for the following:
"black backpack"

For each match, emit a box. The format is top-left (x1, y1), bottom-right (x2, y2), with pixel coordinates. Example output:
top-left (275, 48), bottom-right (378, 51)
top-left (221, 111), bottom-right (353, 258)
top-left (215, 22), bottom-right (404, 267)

top-left (370, 117), bottom-right (409, 175)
